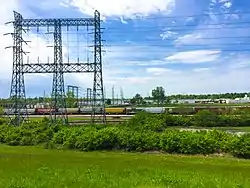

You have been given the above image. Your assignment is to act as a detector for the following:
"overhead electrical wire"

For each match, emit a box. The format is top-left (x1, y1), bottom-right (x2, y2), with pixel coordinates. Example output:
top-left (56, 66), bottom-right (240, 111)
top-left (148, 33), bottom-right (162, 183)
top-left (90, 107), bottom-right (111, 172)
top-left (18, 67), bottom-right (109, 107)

top-left (25, 11), bottom-right (250, 56)
top-left (104, 21), bottom-right (250, 31)
top-left (105, 10), bottom-right (250, 21)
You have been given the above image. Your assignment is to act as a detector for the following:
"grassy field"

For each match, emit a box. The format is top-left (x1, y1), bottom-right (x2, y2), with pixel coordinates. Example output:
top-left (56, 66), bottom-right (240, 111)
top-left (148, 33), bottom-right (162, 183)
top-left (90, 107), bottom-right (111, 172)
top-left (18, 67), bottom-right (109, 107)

top-left (0, 145), bottom-right (250, 187)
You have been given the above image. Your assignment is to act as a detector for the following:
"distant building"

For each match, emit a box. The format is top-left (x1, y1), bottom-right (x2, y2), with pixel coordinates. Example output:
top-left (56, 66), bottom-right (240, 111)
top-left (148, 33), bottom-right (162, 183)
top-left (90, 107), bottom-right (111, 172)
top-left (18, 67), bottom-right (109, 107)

top-left (171, 97), bottom-right (250, 105)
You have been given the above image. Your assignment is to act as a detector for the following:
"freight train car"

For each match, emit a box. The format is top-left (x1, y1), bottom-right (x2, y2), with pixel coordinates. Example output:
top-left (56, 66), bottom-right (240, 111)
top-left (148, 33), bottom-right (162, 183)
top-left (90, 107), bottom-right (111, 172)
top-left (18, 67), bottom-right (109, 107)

top-left (128, 107), bottom-right (145, 114)
top-left (58, 108), bottom-right (79, 114)
top-left (194, 106), bottom-right (228, 115)
top-left (4, 105), bottom-right (250, 116)
top-left (105, 108), bottom-right (126, 114)
top-left (35, 108), bottom-right (56, 115)
top-left (144, 107), bottom-right (165, 114)
top-left (167, 107), bottom-right (195, 115)
top-left (2, 108), bottom-right (36, 115)
top-left (79, 107), bottom-right (104, 114)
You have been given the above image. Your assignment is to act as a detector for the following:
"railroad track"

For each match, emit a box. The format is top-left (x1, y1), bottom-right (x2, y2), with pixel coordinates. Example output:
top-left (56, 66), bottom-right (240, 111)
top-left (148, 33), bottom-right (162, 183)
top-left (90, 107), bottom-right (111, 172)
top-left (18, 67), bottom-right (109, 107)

top-left (69, 119), bottom-right (127, 124)
top-left (5, 114), bottom-right (134, 117)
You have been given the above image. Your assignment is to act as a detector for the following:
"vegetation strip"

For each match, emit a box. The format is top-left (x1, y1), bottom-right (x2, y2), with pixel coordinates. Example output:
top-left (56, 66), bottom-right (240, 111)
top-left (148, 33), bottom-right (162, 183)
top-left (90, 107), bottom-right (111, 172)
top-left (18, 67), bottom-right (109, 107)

top-left (1, 111), bottom-right (250, 159)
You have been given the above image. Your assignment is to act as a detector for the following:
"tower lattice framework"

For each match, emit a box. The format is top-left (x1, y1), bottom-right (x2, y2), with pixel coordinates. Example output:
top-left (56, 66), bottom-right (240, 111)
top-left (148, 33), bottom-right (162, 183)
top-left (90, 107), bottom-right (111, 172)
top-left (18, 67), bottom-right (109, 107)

top-left (5, 10), bottom-right (106, 126)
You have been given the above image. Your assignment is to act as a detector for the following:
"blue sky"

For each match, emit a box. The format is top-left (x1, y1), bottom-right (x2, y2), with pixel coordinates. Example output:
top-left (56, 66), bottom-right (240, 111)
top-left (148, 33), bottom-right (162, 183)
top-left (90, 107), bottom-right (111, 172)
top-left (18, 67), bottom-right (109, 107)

top-left (1, 0), bottom-right (250, 98)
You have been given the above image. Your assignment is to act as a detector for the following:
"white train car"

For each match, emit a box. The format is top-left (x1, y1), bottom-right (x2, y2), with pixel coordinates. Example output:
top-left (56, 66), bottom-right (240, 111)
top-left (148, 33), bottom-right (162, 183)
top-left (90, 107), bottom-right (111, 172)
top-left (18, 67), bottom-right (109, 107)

top-left (144, 107), bottom-right (165, 114)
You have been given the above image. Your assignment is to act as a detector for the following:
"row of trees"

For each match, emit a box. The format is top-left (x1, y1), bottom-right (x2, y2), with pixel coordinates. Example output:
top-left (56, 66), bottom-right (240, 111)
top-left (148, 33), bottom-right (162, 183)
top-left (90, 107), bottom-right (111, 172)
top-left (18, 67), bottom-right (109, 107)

top-left (131, 86), bottom-right (167, 105)
top-left (0, 88), bottom-right (249, 107)
top-left (167, 93), bottom-right (249, 100)
top-left (130, 87), bottom-right (250, 106)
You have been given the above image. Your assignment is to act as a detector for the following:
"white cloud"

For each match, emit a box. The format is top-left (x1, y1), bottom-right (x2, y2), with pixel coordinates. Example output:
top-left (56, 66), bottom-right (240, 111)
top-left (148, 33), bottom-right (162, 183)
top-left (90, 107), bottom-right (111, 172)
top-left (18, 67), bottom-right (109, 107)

top-left (210, 0), bottom-right (233, 9)
top-left (0, 0), bottom-right (19, 78)
top-left (62, 0), bottom-right (175, 18)
top-left (146, 67), bottom-right (171, 75)
top-left (2, 0), bottom-right (250, 99)
top-left (160, 31), bottom-right (178, 40)
top-left (165, 50), bottom-right (221, 64)
top-left (223, 2), bottom-right (232, 8)
top-left (115, 76), bottom-right (153, 84)
top-left (218, 0), bottom-right (232, 8)
top-left (0, 0), bottom-right (70, 97)
top-left (174, 33), bottom-right (202, 45)
top-left (193, 68), bottom-right (213, 73)
top-left (92, 61), bottom-right (250, 97)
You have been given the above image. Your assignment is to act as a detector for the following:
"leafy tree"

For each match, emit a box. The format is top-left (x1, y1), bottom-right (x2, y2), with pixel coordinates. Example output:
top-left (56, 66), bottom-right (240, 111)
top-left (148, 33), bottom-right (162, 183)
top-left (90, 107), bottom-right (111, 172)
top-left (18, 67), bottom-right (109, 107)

top-left (152, 86), bottom-right (165, 105)
top-left (0, 105), bottom-right (3, 117)
top-left (106, 99), bottom-right (111, 105)
top-left (130, 94), bottom-right (144, 105)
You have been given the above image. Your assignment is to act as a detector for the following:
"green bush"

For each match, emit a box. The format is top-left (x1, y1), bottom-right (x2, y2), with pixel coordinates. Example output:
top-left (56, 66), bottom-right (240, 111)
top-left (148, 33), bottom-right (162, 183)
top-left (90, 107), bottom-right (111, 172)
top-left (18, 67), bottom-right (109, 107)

top-left (160, 130), bottom-right (224, 154)
top-left (193, 110), bottom-right (221, 127)
top-left (126, 111), bottom-right (250, 129)
top-left (0, 118), bottom-right (7, 125)
top-left (229, 133), bottom-right (250, 159)
top-left (1, 112), bottom-right (250, 159)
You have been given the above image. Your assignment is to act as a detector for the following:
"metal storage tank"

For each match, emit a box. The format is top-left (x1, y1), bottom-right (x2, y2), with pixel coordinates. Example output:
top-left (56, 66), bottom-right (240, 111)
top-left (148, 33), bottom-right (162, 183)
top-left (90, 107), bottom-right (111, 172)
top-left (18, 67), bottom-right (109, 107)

top-left (66, 108), bottom-right (79, 114)
top-left (80, 107), bottom-right (102, 114)
top-left (144, 107), bottom-right (165, 113)
top-left (80, 108), bottom-right (93, 114)
top-left (105, 108), bottom-right (125, 114)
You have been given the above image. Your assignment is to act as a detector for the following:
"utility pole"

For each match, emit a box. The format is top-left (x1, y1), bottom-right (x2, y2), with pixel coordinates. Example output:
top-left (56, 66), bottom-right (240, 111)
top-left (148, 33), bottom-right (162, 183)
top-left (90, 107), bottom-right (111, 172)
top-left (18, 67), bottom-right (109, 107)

top-left (112, 85), bottom-right (115, 105)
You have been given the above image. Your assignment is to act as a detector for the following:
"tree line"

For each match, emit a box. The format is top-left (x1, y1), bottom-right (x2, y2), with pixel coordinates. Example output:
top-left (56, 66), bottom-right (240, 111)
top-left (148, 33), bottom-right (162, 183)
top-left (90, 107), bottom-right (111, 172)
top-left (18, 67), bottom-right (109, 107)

top-left (0, 87), bottom-right (249, 107)
top-left (131, 87), bottom-right (250, 105)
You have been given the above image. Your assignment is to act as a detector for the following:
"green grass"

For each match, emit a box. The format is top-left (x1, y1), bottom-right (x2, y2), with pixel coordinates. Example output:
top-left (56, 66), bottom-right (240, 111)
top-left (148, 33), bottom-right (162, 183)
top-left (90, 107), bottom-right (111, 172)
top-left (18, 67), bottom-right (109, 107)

top-left (0, 145), bottom-right (250, 187)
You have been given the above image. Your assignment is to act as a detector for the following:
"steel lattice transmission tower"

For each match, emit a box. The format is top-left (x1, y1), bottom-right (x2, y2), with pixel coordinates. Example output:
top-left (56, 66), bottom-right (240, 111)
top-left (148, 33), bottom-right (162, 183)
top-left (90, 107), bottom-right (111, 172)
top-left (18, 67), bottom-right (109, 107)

top-left (5, 12), bottom-right (29, 125)
top-left (5, 10), bottom-right (106, 126)
top-left (50, 20), bottom-right (68, 124)
top-left (67, 85), bottom-right (80, 107)
top-left (86, 88), bottom-right (92, 106)
top-left (91, 11), bottom-right (106, 124)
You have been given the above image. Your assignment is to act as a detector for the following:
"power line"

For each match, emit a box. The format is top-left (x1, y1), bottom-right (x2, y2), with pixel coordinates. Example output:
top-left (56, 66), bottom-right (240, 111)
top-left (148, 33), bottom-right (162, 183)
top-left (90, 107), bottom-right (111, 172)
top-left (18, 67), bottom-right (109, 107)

top-left (105, 49), bottom-right (250, 52)
top-left (28, 24), bottom-right (249, 33)
top-left (102, 25), bottom-right (250, 34)
top-left (66, 42), bottom-right (250, 47)
top-left (107, 36), bottom-right (250, 41)
top-left (34, 35), bottom-right (250, 43)
top-left (105, 11), bottom-right (250, 21)
top-left (104, 21), bottom-right (250, 31)
top-left (23, 21), bottom-right (250, 33)
top-left (103, 43), bottom-right (250, 47)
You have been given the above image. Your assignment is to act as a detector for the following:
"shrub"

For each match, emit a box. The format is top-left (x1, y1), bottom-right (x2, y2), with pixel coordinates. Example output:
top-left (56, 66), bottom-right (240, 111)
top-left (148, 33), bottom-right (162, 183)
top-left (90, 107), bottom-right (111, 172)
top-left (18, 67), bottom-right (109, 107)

top-left (160, 130), bottom-right (220, 155)
top-left (229, 133), bottom-right (250, 159)
top-left (0, 113), bottom-right (250, 159)
top-left (0, 118), bottom-right (7, 125)
top-left (193, 110), bottom-right (221, 127)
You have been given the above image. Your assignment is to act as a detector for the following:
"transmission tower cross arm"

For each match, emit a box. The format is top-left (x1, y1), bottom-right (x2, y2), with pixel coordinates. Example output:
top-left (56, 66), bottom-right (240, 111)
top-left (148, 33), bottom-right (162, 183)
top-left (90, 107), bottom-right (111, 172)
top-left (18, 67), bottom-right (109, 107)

top-left (22, 63), bottom-right (96, 73)
top-left (21, 18), bottom-right (95, 27)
